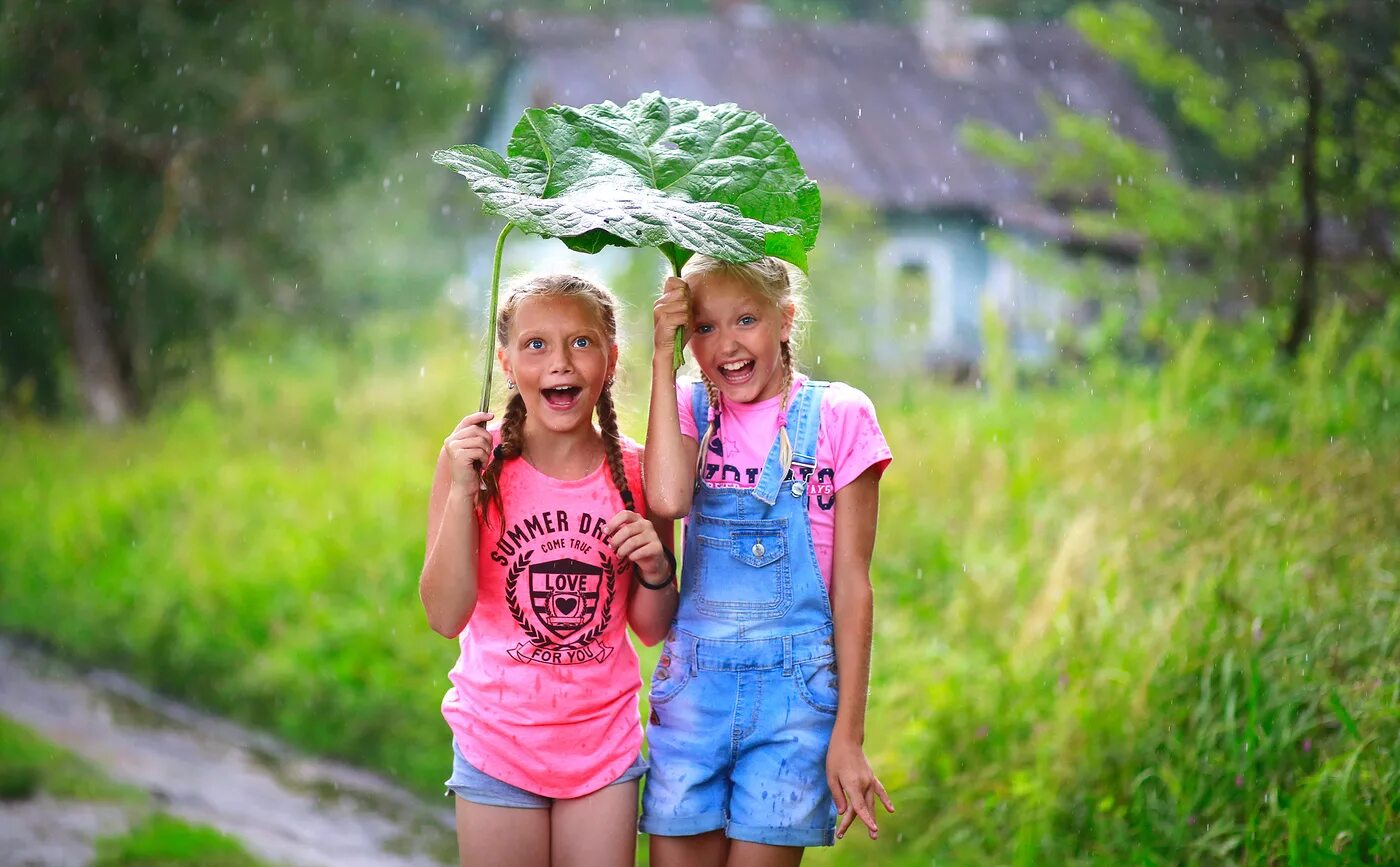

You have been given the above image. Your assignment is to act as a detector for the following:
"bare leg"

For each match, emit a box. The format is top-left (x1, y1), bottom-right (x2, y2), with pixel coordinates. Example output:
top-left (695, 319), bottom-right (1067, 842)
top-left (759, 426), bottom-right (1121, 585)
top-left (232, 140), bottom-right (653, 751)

top-left (551, 780), bottom-right (640, 867)
top-left (650, 829), bottom-right (730, 867)
top-left (726, 841), bottom-right (804, 867)
top-left (456, 797), bottom-right (550, 867)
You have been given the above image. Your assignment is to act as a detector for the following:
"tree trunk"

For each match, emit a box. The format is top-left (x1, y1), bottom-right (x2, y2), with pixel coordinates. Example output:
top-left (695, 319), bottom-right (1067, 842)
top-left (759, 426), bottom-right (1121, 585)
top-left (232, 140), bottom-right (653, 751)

top-left (1260, 4), bottom-right (1322, 357)
top-left (42, 166), bottom-right (138, 425)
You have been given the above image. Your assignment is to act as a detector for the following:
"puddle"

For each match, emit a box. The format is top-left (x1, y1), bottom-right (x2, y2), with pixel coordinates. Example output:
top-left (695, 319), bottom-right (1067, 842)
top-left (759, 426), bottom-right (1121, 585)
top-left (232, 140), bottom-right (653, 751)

top-left (0, 636), bottom-right (454, 867)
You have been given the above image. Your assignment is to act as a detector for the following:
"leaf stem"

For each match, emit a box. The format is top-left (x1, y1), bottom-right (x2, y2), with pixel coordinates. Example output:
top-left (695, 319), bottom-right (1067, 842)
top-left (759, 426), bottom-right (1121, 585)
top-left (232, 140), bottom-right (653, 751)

top-left (480, 222), bottom-right (515, 413)
top-left (664, 251), bottom-right (685, 372)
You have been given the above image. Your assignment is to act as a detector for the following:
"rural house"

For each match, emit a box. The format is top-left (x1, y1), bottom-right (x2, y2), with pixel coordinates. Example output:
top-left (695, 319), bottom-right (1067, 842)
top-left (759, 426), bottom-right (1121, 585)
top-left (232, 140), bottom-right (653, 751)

top-left (462, 1), bottom-right (1170, 370)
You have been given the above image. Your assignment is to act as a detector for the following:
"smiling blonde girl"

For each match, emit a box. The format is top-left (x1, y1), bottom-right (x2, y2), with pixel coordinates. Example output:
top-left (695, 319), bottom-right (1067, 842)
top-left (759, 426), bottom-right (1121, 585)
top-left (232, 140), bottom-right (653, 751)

top-left (641, 256), bottom-right (895, 867)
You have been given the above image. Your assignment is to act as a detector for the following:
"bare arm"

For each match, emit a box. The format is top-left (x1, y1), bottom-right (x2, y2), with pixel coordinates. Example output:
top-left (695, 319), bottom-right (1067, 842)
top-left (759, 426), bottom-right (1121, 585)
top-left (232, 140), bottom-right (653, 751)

top-left (419, 412), bottom-right (493, 638)
top-left (645, 277), bottom-right (700, 520)
top-left (825, 465), bottom-right (895, 839)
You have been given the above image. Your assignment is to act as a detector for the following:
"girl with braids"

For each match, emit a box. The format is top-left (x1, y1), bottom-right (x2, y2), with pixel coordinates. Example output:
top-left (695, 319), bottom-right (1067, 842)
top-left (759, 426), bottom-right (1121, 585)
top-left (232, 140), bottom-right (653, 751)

top-left (420, 274), bottom-right (678, 867)
top-left (641, 255), bottom-right (895, 866)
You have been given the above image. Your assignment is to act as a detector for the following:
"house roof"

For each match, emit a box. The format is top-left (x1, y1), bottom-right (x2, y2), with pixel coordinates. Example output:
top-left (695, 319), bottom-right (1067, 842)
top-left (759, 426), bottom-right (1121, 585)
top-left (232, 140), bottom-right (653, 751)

top-left (495, 12), bottom-right (1170, 240)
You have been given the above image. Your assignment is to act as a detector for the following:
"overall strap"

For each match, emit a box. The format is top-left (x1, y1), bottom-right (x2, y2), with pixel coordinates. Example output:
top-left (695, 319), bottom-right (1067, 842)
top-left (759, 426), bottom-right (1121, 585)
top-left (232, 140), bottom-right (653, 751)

top-left (787, 379), bottom-right (829, 467)
top-left (688, 379), bottom-right (712, 488)
top-left (752, 379), bottom-right (829, 505)
top-left (689, 378), bottom-right (711, 434)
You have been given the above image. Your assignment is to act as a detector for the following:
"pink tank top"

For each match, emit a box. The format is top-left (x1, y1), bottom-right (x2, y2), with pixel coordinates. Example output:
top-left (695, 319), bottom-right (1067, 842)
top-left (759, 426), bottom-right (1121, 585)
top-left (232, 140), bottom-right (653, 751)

top-left (441, 433), bottom-right (646, 798)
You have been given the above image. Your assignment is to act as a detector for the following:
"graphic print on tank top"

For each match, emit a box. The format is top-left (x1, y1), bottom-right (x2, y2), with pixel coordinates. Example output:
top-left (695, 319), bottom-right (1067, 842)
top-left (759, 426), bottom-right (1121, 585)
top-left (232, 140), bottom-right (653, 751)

top-left (489, 507), bottom-right (622, 666)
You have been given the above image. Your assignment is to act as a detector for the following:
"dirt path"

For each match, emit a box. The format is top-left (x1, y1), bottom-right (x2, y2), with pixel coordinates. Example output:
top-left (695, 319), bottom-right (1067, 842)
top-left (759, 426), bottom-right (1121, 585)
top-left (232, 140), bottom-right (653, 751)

top-left (0, 637), bottom-right (455, 867)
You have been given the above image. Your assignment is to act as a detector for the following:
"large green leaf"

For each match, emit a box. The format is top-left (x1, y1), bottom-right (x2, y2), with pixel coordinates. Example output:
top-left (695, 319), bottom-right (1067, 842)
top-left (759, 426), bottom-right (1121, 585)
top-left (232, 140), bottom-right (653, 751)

top-left (432, 92), bottom-right (822, 271)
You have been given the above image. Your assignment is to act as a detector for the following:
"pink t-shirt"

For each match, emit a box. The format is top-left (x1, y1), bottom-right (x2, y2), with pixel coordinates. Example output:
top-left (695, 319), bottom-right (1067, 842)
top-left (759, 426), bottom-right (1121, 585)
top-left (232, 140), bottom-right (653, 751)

top-left (441, 434), bottom-right (646, 798)
top-left (678, 375), bottom-right (892, 589)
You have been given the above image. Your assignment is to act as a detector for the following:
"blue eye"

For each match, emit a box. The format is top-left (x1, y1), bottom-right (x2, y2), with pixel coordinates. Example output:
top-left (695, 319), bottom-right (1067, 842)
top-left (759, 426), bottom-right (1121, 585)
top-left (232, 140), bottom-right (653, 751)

top-left (739, 315), bottom-right (757, 326)
top-left (695, 324), bottom-right (714, 335)
top-left (527, 338), bottom-right (544, 350)
top-left (573, 337), bottom-right (591, 349)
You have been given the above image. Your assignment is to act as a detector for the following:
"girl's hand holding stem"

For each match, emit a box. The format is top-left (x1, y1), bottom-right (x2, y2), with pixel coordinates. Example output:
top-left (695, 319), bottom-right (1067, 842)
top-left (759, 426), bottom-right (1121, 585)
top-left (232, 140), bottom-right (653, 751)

top-left (653, 277), bottom-right (692, 370)
top-left (442, 411), bottom-right (495, 496)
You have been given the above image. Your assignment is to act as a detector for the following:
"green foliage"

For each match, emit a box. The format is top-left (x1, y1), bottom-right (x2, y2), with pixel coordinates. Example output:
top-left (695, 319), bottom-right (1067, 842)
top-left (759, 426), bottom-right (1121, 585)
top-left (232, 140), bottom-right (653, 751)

top-left (968, 0), bottom-right (1399, 369)
top-left (1070, 4), bottom-right (1268, 160)
top-left (0, 0), bottom-right (478, 416)
top-left (435, 93), bottom-right (822, 271)
top-left (963, 90), bottom-right (1263, 300)
top-left (0, 715), bottom-right (146, 804)
top-left (93, 815), bottom-right (265, 867)
top-left (819, 347), bottom-right (1398, 866)
top-left (1082, 301), bottom-right (1400, 444)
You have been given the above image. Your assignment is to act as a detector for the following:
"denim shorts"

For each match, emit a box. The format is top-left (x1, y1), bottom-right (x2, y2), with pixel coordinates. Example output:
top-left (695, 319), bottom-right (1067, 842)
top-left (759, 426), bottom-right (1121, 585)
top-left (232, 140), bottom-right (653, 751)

top-left (640, 627), bottom-right (839, 847)
top-left (444, 739), bottom-right (647, 808)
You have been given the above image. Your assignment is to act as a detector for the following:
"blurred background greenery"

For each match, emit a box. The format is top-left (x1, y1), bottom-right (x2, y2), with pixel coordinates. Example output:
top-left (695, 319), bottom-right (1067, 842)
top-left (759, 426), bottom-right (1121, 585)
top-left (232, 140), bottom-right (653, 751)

top-left (1, 0), bottom-right (1396, 865)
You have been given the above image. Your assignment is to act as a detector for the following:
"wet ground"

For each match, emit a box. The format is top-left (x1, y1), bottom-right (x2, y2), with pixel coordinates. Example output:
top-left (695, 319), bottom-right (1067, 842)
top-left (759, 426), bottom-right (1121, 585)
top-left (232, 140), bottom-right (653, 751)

top-left (0, 637), bottom-right (455, 867)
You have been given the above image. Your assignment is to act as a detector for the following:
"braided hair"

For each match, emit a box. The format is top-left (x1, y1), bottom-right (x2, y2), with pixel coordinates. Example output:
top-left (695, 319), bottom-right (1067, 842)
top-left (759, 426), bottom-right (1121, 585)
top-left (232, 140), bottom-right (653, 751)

top-left (479, 274), bottom-right (635, 527)
top-left (681, 255), bottom-right (807, 478)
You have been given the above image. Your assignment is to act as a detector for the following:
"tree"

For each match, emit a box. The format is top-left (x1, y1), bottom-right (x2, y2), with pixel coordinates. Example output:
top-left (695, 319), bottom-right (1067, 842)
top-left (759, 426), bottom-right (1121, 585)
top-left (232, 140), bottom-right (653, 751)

top-left (1110, 0), bottom-right (1396, 353)
top-left (0, 1), bottom-right (473, 422)
top-left (968, 0), bottom-right (1399, 355)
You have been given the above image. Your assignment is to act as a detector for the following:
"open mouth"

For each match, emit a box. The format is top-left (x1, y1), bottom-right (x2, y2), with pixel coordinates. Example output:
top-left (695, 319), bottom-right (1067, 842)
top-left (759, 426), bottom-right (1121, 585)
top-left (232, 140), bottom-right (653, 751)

top-left (541, 385), bottom-right (583, 411)
top-left (717, 359), bottom-right (756, 385)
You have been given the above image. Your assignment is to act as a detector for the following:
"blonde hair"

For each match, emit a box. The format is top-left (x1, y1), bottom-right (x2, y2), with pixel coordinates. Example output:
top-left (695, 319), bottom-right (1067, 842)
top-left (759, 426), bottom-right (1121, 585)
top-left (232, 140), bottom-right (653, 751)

top-left (480, 274), bottom-right (634, 525)
top-left (680, 255), bottom-right (807, 476)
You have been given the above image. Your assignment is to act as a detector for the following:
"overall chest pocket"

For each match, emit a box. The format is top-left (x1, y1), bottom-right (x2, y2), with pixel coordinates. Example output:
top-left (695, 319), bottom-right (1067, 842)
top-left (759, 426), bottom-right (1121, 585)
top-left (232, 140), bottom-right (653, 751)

top-left (692, 516), bottom-right (792, 620)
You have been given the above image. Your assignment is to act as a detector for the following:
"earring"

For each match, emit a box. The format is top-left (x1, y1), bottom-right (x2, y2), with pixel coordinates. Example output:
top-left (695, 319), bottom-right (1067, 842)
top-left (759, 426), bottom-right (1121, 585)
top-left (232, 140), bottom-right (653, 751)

top-left (506, 379), bottom-right (516, 390)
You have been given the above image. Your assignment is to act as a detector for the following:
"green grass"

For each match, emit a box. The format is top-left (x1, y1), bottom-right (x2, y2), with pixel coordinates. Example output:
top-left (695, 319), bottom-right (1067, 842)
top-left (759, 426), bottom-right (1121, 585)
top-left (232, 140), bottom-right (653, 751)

top-left (1, 307), bottom-right (1396, 865)
top-left (823, 388), bottom-right (1398, 866)
top-left (0, 713), bottom-right (145, 803)
top-left (93, 814), bottom-right (264, 867)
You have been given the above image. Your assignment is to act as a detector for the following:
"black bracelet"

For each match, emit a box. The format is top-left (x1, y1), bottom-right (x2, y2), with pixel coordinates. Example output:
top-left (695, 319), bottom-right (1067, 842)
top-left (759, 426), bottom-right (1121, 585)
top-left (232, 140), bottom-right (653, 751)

top-left (637, 548), bottom-right (677, 590)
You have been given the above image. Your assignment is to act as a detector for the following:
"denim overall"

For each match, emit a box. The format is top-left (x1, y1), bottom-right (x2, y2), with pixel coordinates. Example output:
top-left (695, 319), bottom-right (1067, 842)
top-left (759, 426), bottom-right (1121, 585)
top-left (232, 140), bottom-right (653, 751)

top-left (640, 380), bottom-right (839, 848)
